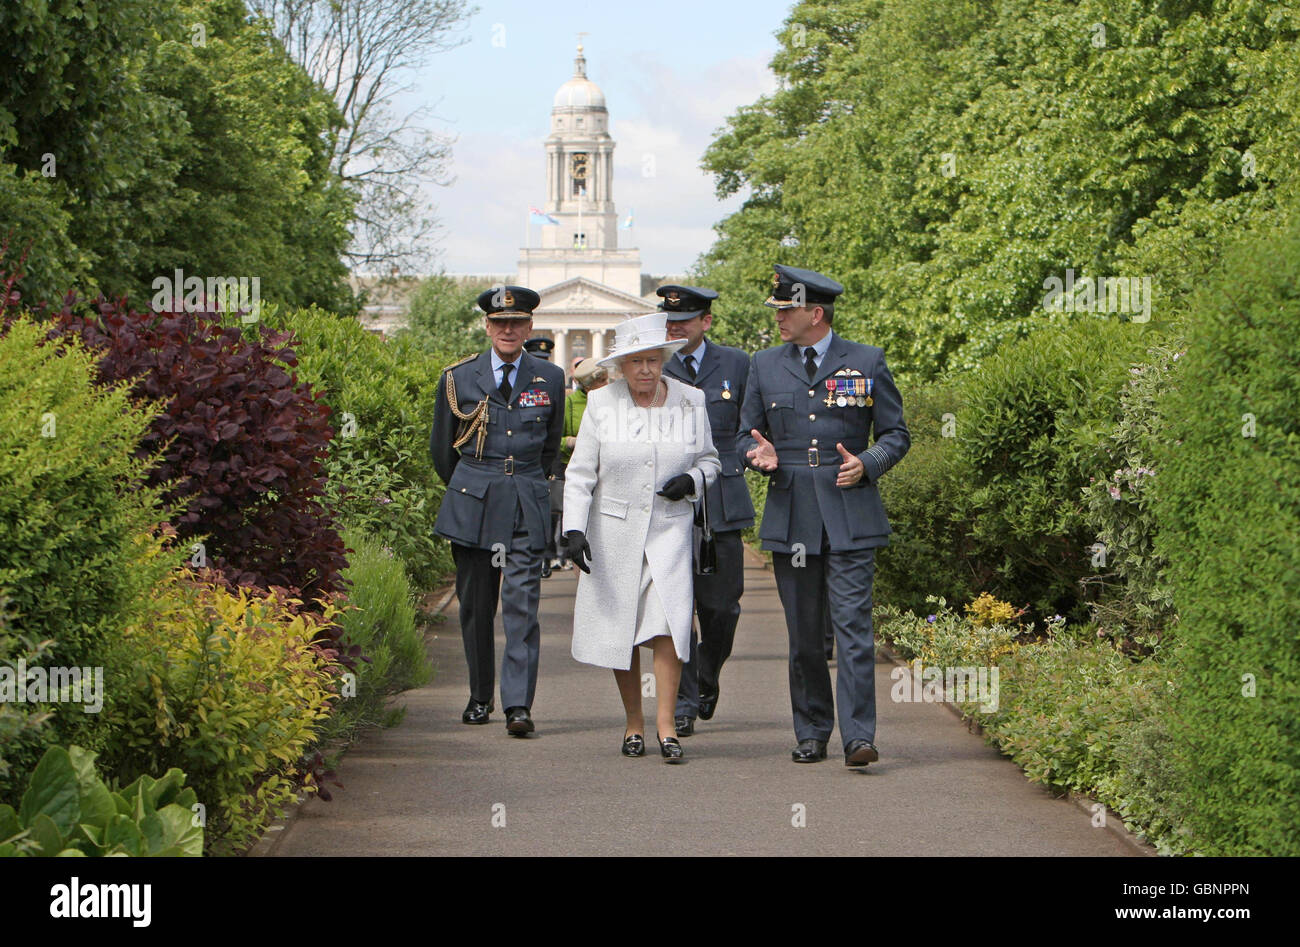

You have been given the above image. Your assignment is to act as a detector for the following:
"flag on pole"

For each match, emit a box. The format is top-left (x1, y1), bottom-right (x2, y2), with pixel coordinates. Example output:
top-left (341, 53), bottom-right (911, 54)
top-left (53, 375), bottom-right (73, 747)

top-left (529, 205), bottom-right (559, 225)
top-left (619, 209), bottom-right (635, 230)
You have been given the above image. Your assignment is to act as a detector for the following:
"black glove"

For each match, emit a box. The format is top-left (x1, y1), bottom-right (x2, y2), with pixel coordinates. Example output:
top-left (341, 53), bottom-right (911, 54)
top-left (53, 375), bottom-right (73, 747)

top-left (562, 530), bottom-right (592, 574)
top-left (656, 473), bottom-right (695, 501)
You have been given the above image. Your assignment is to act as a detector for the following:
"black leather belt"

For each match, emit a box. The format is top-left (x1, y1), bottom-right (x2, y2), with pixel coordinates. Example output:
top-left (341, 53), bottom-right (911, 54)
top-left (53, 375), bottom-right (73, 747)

top-left (458, 455), bottom-right (539, 476)
top-left (774, 446), bottom-right (868, 467)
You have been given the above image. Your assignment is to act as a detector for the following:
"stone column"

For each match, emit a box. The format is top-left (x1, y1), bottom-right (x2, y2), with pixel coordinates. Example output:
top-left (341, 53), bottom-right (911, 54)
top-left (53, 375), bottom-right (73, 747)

top-left (554, 328), bottom-right (570, 382)
top-left (592, 325), bottom-right (607, 362)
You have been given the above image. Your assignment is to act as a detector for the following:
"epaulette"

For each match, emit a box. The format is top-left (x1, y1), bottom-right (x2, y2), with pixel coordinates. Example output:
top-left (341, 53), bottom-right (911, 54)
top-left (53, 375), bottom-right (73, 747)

top-left (442, 352), bottom-right (478, 373)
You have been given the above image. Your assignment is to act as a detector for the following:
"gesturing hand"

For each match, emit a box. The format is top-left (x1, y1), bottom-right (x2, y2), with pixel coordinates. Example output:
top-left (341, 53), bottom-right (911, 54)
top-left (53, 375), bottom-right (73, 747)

top-left (835, 443), bottom-right (864, 487)
top-left (746, 429), bottom-right (778, 472)
top-left (657, 473), bottom-right (695, 501)
top-left (562, 530), bottom-right (592, 574)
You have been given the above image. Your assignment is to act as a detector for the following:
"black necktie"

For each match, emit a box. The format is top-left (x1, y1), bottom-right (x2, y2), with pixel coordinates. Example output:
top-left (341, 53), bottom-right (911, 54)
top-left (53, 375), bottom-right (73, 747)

top-left (499, 363), bottom-right (513, 401)
top-left (804, 347), bottom-right (818, 381)
top-left (684, 355), bottom-right (697, 381)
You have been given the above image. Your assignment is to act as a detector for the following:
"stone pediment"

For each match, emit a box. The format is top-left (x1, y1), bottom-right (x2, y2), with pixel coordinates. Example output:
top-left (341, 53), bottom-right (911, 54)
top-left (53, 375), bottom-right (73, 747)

top-left (535, 277), bottom-right (656, 315)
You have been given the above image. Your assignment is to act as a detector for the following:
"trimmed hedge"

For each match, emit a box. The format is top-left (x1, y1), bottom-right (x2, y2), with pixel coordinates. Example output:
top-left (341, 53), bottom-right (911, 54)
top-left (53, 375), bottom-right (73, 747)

top-left (1152, 213), bottom-right (1300, 856)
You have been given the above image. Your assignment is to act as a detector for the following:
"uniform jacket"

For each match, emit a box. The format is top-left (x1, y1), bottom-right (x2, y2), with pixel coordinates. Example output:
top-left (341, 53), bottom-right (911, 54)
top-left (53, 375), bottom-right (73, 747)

top-left (563, 377), bottom-right (721, 669)
top-left (661, 338), bottom-right (756, 532)
top-left (737, 332), bottom-right (909, 553)
top-left (430, 349), bottom-right (566, 552)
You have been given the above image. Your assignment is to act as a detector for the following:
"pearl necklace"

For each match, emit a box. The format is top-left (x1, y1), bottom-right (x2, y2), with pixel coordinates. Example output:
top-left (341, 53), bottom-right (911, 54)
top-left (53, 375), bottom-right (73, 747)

top-left (633, 379), bottom-right (666, 409)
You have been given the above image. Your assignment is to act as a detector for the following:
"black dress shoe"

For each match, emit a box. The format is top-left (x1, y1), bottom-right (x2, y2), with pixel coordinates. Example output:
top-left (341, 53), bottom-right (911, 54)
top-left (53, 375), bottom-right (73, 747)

top-left (791, 738), bottom-right (828, 763)
top-left (541, 560), bottom-right (552, 578)
top-left (462, 699), bottom-right (493, 725)
top-left (844, 739), bottom-right (879, 766)
top-left (697, 684), bottom-right (719, 721)
top-left (657, 734), bottom-right (684, 762)
top-left (674, 715), bottom-right (695, 737)
top-left (621, 733), bottom-right (645, 757)
top-left (505, 706), bottom-right (535, 736)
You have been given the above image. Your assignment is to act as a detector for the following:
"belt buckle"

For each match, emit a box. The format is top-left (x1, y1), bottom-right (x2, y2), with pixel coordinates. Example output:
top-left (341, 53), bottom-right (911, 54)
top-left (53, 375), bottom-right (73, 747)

top-left (504, 456), bottom-right (514, 475)
top-left (808, 448), bottom-right (820, 467)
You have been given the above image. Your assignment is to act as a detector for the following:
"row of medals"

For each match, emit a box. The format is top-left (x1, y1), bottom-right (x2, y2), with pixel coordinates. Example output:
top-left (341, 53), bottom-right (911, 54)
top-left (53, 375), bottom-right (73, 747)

top-left (712, 371), bottom-right (873, 407)
top-left (825, 369), bottom-right (872, 407)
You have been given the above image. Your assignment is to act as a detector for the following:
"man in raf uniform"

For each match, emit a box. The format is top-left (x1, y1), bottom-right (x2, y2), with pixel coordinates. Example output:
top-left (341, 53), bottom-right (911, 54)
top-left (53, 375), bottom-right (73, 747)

top-left (656, 285), bottom-right (755, 738)
top-left (430, 287), bottom-right (566, 736)
top-left (524, 336), bottom-right (563, 577)
top-left (738, 265), bottom-right (910, 766)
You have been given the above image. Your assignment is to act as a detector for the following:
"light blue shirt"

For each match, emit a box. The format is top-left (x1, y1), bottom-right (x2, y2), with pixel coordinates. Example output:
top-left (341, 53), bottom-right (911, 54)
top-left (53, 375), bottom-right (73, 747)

top-left (677, 337), bottom-right (707, 373)
top-left (490, 348), bottom-right (522, 388)
top-left (798, 330), bottom-right (833, 370)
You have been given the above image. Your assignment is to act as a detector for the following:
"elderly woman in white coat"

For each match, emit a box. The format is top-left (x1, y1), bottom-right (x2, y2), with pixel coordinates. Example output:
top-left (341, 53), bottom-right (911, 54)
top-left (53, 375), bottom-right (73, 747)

top-left (562, 313), bottom-right (721, 761)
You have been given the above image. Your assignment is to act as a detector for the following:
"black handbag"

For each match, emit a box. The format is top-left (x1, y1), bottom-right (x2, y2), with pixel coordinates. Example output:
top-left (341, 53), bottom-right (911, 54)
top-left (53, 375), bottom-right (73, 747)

top-left (695, 477), bottom-right (717, 576)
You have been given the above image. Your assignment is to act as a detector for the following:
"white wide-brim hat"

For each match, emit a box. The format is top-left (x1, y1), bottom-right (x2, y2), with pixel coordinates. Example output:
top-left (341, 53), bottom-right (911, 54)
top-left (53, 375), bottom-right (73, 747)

top-left (597, 312), bottom-right (688, 368)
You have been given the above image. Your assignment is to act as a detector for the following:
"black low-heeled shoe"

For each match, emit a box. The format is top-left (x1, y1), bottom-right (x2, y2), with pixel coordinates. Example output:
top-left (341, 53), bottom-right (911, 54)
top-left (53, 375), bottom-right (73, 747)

top-left (621, 733), bottom-right (645, 757)
top-left (657, 734), bottom-right (684, 763)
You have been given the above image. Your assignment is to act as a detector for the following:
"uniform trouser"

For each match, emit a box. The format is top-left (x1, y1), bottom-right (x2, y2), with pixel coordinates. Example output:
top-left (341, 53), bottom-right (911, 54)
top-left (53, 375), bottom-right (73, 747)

top-left (450, 506), bottom-right (542, 711)
top-left (772, 546), bottom-right (877, 749)
top-left (676, 529), bottom-right (745, 718)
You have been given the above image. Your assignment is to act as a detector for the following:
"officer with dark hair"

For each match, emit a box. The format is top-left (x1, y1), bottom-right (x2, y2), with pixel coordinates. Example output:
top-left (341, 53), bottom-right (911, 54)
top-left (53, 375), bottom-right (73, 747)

top-left (656, 285), bottom-right (755, 737)
top-left (430, 287), bottom-right (566, 737)
top-left (738, 265), bottom-right (910, 767)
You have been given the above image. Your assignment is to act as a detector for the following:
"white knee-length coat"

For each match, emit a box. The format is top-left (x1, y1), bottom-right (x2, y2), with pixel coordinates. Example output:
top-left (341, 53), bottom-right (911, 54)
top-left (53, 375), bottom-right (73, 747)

top-left (563, 376), bottom-right (721, 669)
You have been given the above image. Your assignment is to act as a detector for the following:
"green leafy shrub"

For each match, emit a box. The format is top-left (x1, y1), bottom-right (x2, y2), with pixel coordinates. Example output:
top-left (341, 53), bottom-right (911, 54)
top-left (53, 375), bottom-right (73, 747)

top-left (956, 319), bottom-right (1151, 617)
top-left (1151, 212), bottom-right (1300, 856)
top-left (264, 305), bottom-right (455, 590)
top-left (0, 745), bottom-right (201, 857)
top-left (875, 381), bottom-right (985, 613)
top-left (102, 570), bottom-right (343, 854)
top-left (42, 302), bottom-right (349, 602)
top-left (1080, 341), bottom-right (1182, 653)
top-left (321, 529), bottom-right (432, 746)
top-left (977, 627), bottom-right (1162, 795)
top-left (877, 595), bottom-right (1026, 670)
top-left (975, 627), bottom-right (1188, 852)
top-left (0, 319), bottom-right (181, 799)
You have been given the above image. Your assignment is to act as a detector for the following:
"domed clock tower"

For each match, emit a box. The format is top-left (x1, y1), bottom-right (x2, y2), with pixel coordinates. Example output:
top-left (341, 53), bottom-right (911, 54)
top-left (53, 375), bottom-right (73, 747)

top-left (518, 44), bottom-right (656, 371)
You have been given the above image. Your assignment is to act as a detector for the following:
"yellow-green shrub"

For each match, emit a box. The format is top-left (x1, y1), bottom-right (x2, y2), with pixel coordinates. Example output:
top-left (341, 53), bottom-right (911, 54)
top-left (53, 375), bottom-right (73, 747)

top-left (878, 595), bottom-right (1026, 669)
top-left (101, 570), bottom-right (343, 854)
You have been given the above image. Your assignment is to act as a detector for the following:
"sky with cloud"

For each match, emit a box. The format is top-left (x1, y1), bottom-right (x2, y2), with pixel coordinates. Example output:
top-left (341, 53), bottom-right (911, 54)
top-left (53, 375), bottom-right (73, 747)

top-left (394, 0), bottom-right (793, 277)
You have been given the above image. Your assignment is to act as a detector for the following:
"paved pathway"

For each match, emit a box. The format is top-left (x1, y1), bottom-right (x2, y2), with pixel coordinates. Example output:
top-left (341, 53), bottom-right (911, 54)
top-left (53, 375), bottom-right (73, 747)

top-left (272, 548), bottom-right (1137, 856)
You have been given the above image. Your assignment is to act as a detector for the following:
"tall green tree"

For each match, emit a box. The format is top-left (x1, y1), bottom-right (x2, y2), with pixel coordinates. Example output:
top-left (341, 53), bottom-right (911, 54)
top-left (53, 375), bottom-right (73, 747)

top-left (697, 0), bottom-right (1300, 382)
top-left (0, 0), bottom-right (356, 312)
